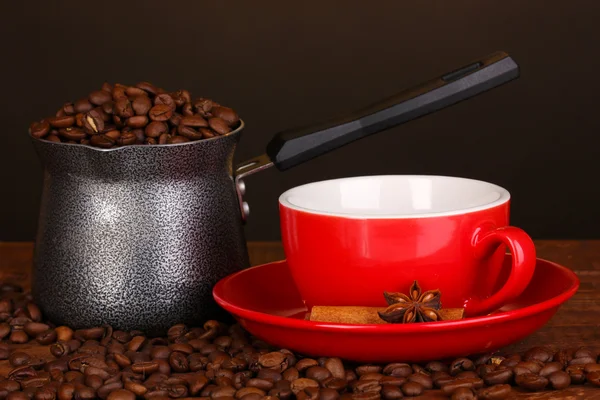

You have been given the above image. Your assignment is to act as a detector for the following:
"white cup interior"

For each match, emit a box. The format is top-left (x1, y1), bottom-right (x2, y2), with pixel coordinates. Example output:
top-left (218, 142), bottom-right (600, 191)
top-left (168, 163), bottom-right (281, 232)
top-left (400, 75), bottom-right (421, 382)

top-left (279, 175), bottom-right (510, 219)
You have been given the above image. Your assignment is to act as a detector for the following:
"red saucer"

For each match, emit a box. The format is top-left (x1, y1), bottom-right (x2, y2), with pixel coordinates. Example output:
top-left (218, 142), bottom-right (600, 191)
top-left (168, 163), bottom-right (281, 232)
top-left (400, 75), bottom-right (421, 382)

top-left (213, 256), bottom-right (579, 363)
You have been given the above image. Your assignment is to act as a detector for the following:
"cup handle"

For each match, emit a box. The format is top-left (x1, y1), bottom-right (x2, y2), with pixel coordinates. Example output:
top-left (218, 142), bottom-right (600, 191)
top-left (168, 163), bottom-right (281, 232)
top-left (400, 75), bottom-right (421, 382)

top-left (465, 226), bottom-right (536, 316)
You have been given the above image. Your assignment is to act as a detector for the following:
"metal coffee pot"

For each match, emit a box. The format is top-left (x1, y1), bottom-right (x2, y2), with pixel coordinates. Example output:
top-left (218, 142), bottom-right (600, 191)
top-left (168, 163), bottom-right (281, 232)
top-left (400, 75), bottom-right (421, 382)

top-left (31, 52), bottom-right (518, 335)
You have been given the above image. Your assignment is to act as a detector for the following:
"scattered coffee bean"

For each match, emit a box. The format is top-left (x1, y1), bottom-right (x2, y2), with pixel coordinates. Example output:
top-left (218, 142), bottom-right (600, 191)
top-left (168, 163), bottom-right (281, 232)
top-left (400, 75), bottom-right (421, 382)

top-left (477, 384), bottom-right (512, 399)
top-left (515, 373), bottom-right (548, 391)
top-left (589, 371), bottom-right (600, 387)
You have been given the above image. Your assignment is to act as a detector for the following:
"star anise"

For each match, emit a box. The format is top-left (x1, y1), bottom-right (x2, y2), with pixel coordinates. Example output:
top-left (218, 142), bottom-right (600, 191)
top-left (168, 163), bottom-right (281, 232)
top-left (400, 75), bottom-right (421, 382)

top-left (378, 280), bottom-right (443, 324)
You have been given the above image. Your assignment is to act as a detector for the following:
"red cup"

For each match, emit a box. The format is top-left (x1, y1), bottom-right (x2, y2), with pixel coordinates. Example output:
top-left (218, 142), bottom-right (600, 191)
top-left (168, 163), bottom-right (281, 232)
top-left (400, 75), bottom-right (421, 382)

top-left (279, 175), bottom-right (536, 317)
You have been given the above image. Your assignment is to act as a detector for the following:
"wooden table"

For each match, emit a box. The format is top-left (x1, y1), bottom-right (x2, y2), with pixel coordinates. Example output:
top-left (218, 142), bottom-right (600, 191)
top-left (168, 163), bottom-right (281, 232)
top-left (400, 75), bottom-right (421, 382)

top-left (1, 240), bottom-right (599, 399)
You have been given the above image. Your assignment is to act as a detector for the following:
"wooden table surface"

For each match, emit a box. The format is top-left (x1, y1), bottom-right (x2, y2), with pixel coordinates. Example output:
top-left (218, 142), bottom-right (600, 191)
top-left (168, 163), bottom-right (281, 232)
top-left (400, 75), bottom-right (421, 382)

top-left (1, 240), bottom-right (599, 399)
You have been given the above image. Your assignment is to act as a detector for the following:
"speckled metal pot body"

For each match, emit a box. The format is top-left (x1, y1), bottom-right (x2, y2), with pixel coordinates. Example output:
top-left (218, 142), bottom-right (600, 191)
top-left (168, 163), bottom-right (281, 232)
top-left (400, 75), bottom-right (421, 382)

top-left (31, 129), bottom-right (249, 336)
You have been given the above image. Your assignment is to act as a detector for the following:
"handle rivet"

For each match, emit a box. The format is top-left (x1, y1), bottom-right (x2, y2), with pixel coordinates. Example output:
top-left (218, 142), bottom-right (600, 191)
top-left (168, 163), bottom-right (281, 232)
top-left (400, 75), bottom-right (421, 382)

top-left (237, 180), bottom-right (246, 196)
top-left (242, 202), bottom-right (250, 219)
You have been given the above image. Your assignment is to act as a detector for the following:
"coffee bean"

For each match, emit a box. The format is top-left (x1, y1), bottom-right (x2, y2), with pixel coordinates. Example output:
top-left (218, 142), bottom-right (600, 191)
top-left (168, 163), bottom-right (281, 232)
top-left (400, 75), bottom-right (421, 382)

top-left (211, 106), bottom-right (240, 127)
top-left (149, 105), bottom-right (173, 121)
top-left (442, 378), bottom-right (484, 395)
top-left (30, 121), bottom-right (51, 138)
top-left (114, 98), bottom-right (134, 118)
top-left (131, 361), bottom-right (159, 374)
top-left (456, 371), bottom-right (479, 380)
top-left (131, 95), bottom-right (152, 115)
top-left (169, 351), bottom-right (189, 372)
top-left (450, 358), bottom-right (475, 376)
top-left (407, 373), bottom-right (432, 389)
top-left (182, 102), bottom-right (194, 116)
top-left (134, 82), bottom-right (159, 95)
top-left (483, 368), bottom-right (513, 385)
top-left (379, 384), bottom-right (402, 400)
top-left (0, 343), bottom-right (10, 359)
top-left (34, 329), bottom-right (57, 345)
top-left (9, 352), bottom-right (31, 367)
top-left (193, 98), bottom-right (216, 116)
top-left (180, 115), bottom-right (208, 127)
top-left (290, 379), bottom-right (319, 395)
top-left (74, 99), bottom-right (94, 113)
top-left (305, 366), bottom-right (332, 382)
top-left (515, 373), bottom-right (548, 391)
top-left (382, 363), bottom-right (412, 378)
top-left (176, 125), bottom-right (202, 140)
top-left (89, 90), bottom-right (112, 106)
top-left (124, 86), bottom-right (147, 97)
top-left (144, 121), bottom-right (168, 138)
top-left (523, 347), bottom-right (553, 363)
top-left (209, 117), bottom-right (232, 135)
top-left (570, 356), bottom-right (596, 366)
top-left (546, 370), bottom-right (571, 389)
top-left (539, 361), bottom-right (563, 377)
top-left (125, 115), bottom-right (148, 128)
top-left (451, 387), bottom-right (477, 400)
top-left (84, 374), bottom-right (103, 390)
top-left (58, 128), bottom-right (86, 141)
top-left (101, 82), bottom-right (113, 92)
top-left (477, 384), bottom-right (512, 400)
top-left (400, 381), bottom-right (423, 396)
top-left (48, 116), bottom-right (75, 128)
top-left (90, 134), bottom-right (114, 148)
top-left (82, 109), bottom-right (105, 133)
top-left (154, 94), bottom-right (176, 109)
top-left (589, 371), bottom-right (600, 387)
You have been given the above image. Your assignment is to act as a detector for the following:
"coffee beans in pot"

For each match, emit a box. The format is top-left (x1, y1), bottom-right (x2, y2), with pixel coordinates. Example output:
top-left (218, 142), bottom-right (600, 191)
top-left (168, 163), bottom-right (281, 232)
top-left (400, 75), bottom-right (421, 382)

top-left (28, 82), bottom-right (241, 148)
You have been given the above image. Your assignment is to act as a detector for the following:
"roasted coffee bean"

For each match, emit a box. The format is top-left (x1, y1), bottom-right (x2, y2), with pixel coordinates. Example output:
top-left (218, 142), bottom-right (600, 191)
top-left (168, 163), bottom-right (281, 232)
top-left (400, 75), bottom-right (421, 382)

top-left (153, 94), bottom-right (176, 110)
top-left (547, 370), bottom-right (571, 389)
top-left (589, 371), bottom-right (600, 387)
top-left (74, 99), bottom-right (94, 113)
top-left (569, 356), bottom-right (596, 365)
top-left (306, 366), bottom-right (332, 382)
top-left (131, 95), bottom-right (152, 115)
top-left (450, 358), bottom-right (475, 375)
top-left (180, 115), bottom-right (208, 127)
top-left (380, 384), bottom-right (402, 400)
top-left (499, 354), bottom-right (521, 368)
top-left (58, 128), bottom-right (86, 141)
top-left (483, 368), bottom-right (513, 385)
top-left (211, 106), bottom-right (240, 127)
top-left (168, 352), bottom-right (189, 372)
top-left (30, 121), bottom-right (51, 138)
top-left (194, 98), bottom-right (216, 116)
top-left (352, 379), bottom-right (381, 394)
top-left (425, 361), bottom-right (448, 373)
top-left (523, 347), bottom-right (553, 363)
top-left (125, 86), bottom-right (147, 98)
top-left (290, 379), bottom-right (319, 395)
top-left (400, 381), bottom-right (423, 396)
top-left (98, 382), bottom-right (124, 399)
top-left (125, 115), bottom-right (148, 128)
top-left (7, 331), bottom-right (26, 343)
top-left (89, 90), bottom-right (112, 106)
top-left (101, 100), bottom-right (115, 115)
top-left (144, 121), bottom-right (168, 138)
top-left (114, 98), bottom-right (134, 118)
top-left (131, 361), bottom-right (159, 374)
top-left (477, 384), bottom-right (512, 399)
top-left (48, 116), bottom-right (75, 128)
top-left (176, 125), bottom-right (202, 140)
top-left (441, 378), bottom-right (483, 395)
top-left (539, 361), bottom-right (563, 377)
top-left (407, 373), bottom-right (432, 389)
top-left (355, 365), bottom-right (382, 376)
top-left (9, 352), bottom-right (31, 367)
top-left (295, 359), bottom-right (318, 372)
top-left (257, 368), bottom-right (282, 382)
top-left (451, 387), bottom-right (477, 400)
top-left (89, 134), bottom-right (114, 148)
top-left (148, 105), bottom-right (173, 121)
top-left (382, 363), bottom-right (412, 378)
top-left (209, 117), bottom-right (232, 135)
top-left (55, 327), bottom-right (73, 342)
top-left (35, 329), bottom-right (57, 345)
top-left (456, 371), bottom-right (479, 380)
top-left (115, 131), bottom-right (136, 146)
top-left (515, 373), bottom-right (548, 391)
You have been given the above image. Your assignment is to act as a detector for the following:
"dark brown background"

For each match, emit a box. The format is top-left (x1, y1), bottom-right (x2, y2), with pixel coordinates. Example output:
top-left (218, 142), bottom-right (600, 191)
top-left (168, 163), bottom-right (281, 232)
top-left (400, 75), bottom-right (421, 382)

top-left (1, 0), bottom-right (599, 241)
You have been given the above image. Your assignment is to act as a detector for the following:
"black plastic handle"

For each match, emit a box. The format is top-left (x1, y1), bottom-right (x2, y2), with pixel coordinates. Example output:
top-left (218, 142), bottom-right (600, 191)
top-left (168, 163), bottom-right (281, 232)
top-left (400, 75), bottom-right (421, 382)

top-left (265, 51), bottom-right (519, 171)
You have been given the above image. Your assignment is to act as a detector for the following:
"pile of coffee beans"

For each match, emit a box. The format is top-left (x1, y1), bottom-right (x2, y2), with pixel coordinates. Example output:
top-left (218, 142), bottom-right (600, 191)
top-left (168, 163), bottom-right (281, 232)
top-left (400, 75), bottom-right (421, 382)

top-left (28, 82), bottom-right (240, 148)
top-left (1, 282), bottom-right (599, 400)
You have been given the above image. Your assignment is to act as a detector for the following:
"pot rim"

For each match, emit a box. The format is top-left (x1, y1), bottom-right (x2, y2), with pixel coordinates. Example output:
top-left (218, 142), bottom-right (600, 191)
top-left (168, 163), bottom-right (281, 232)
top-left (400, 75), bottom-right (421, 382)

top-left (29, 120), bottom-right (245, 152)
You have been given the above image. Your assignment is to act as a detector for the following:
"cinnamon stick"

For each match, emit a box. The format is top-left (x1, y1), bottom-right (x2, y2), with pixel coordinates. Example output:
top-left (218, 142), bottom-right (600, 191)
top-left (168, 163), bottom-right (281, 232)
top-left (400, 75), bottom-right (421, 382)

top-left (307, 306), bottom-right (464, 324)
